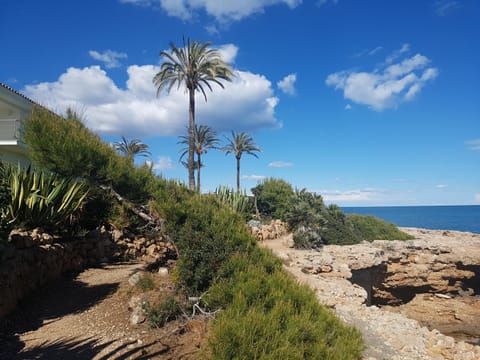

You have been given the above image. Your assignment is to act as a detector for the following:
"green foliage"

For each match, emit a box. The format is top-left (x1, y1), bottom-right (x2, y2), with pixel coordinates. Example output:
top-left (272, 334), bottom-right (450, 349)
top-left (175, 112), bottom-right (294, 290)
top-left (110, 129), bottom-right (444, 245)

top-left (169, 195), bottom-right (255, 295)
top-left (347, 214), bottom-right (415, 241)
top-left (0, 163), bottom-right (89, 232)
top-left (136, 273), bottom-right (155, 292)
top-left (23, 106), bottom-right (156, 203)
top-left (24, 106), bottom-right (113, 182)
top-left (143, 295), bottom-right (183, 328)
top-left (205, 248), bottom-right (364, 359)
top-left (252, 178), bottom-right (295, 220)
top-left (0, 163), bottom-right (11, 237)
top-left (214, 186), bottom-right (252, 215)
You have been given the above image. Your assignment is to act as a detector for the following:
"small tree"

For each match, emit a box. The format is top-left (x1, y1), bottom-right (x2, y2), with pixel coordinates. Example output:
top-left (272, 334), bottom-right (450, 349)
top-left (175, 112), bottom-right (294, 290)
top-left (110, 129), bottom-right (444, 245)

top-left (114, 136), bottom-right (151, 164)
top-left (178, 125), bottom-right (219, 192)
top-left (222, 131), bottom-right (261, 192)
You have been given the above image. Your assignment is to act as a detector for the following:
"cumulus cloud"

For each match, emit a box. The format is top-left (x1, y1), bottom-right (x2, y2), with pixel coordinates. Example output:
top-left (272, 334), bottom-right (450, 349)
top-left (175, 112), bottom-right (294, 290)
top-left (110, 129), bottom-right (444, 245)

top-left (268, 161), bottom-right (293, 168)
top-left (465, 139), bottom-right (480, 151)
top-left (345, 104), bottom-right (352, 110)
top-left (475, 193), bottom-right (480, 204)
top-left (434, 0), bottom-right (460, 16)
top-left (23, 47), bottom-right (280, 138)
top-left (435, 184), bottom-right (448, 189)
top-left (320, 189), bottom-right (380, 202)
top-left (326, 47), bottom-right (438, 111)
top-left (277, 73), bottom-right (297, 95)
top-left (89, 50), bottom-right (127, 68)
top-left (242, 174), bottom-right (266, 181)
top-left (120, 0), bottom-right (302, 23)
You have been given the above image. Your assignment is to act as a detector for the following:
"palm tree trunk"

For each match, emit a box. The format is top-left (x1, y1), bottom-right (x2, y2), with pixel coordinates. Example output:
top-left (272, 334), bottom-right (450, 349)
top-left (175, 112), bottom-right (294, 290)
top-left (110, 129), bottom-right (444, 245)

top-left (188, 88), bottom-right (196, 191)
top-left (197, 153), bottom-right (201, 193)
top-left (236, 156), bottom-right (241, 192)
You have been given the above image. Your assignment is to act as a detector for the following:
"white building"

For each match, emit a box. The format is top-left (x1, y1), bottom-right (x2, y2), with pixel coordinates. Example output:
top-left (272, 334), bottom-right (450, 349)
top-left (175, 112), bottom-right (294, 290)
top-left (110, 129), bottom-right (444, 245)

top-left (0, 83), bottom-right (36, 165)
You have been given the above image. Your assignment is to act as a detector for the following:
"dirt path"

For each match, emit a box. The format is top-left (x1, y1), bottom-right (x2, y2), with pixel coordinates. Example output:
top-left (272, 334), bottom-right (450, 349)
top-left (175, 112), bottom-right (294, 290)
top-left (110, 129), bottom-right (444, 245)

top-left (0, 262), bottom-right (207, 359)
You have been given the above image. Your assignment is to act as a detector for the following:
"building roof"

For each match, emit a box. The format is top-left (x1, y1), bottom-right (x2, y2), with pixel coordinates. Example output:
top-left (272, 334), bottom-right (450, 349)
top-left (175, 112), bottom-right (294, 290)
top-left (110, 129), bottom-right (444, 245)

top-left (0, 82), bottom-right (38, 106)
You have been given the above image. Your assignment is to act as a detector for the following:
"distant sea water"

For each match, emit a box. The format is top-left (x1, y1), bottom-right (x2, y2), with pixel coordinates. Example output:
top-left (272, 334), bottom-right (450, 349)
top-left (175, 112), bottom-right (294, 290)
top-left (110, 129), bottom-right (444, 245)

top-left (342, 205), bottom-right (480, 234)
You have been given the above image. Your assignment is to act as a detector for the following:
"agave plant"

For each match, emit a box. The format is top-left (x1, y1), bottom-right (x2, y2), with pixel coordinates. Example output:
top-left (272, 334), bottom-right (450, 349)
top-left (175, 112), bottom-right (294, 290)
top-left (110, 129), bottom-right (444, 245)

top-left (214, 186), bottom-right (251, 214)
top-left (1, 164), bottom-right (89, 231)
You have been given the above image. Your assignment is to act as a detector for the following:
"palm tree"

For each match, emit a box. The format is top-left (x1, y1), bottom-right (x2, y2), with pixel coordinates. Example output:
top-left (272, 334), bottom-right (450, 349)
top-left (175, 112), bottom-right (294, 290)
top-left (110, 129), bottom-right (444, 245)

top-left (222, 131), bottom-right (261, 192)
top-left (114, 136), bottom-right (151, 163)
top-left (178, 125), bottom-right (220, 192)
top-left (153, 37), bottom-right (233, 191)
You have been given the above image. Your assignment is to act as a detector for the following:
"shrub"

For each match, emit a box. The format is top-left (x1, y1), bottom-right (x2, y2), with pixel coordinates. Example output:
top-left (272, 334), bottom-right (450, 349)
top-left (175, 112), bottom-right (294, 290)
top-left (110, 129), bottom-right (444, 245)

top-left (204, 249), bottom-right (364, 359)
top-left (23, 106), bottom-right (156, 203)
top-left (0, 163), bottom-right (89, 233)
top-left (348, 214), bottom-right (415, 241)
top-left (171, 195), bottom-right (255, 295)
top-left (214, 185), bottom-right (253, 217)
top-left (252, 178), bottom-right (295, 220)
top-left (136, 273), bottom-right (155, 292)
top-left (143, 295), bottom-right (183, 328)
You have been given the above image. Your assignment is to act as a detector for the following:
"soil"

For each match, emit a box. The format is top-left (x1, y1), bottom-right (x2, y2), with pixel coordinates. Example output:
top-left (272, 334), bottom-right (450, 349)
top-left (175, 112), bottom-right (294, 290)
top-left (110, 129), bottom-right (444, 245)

top-left (0, 262), bottom-right (209, 359)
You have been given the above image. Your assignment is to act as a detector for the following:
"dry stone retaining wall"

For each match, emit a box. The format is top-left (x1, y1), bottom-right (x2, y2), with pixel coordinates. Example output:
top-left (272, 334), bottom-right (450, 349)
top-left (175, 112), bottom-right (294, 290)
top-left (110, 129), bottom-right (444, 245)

top-left (0, 227), bottom-right (175, 317)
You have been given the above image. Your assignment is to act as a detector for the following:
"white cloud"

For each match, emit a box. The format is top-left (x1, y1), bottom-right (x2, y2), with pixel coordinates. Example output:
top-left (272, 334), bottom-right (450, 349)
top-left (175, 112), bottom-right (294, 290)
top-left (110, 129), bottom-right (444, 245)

top-left (242, 174), bottom-right (266, 181)
top-left (326, 48), bottom-right (438, 111)
top-left (277, 73), bottom-right (297, 95)
top-left (386, 43), bottom-right (410, 64)
top-left (217, 44), bottom-right (238, 64)
top-left (23, 47), bottom-right (280, 137)
top-left (149, 156), bottom-right (175, 171)
top-left (434, 0), bottom-right (459, 16)
top-left (345, 104), bottom-right (352, 110)
top-left (320, 189), bottom-right (380, 203)
top-left (465, 139), bottom-right (480, 151)
top-left (435, 184), bottom-right (448, 189)
top-left (268, 161), bottom-right (294, 168)
top-left (121, 0), bottom-right (302, 23)
top-left (89, 50), bottom-right (127, 69)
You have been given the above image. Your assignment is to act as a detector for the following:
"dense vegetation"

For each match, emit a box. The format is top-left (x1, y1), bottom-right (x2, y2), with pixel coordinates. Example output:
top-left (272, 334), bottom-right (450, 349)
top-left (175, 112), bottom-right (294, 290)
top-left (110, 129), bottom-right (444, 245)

top-left (4, 106), bottom-right (365, 358)
top-left (252, 178), bottom-right (414, 248)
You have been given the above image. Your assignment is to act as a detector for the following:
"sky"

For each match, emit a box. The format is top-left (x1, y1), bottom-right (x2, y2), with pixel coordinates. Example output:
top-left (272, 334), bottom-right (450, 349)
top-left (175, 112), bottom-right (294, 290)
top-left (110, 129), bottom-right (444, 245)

top-left (1, 0), bottom-right (479, 206)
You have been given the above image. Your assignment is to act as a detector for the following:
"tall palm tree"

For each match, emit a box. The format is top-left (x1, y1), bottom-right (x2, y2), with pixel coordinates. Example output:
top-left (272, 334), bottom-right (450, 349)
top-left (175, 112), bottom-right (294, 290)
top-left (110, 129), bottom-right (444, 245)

top-left (222, 131), bottom-right (261, 192)
top-left (114, 136), bottom-right (151, 163)
top-left (153, 38), bottom-right (233, 191)
top-left (178, 124), bottom-right (219, 192)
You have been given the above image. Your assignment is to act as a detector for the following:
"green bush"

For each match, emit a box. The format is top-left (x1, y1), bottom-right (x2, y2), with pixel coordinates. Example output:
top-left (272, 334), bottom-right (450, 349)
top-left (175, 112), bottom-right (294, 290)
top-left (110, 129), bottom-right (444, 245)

top-left (143, 295), bottom-right (183, 328)
top-left (204, 249), bottom-right (364, 359)
top-left (0, 163), bottom-right (89, 233)
top-left (23, 106), bottom-right (156, 203)
top-left (171, 195), bottom-right (255, 295)
top-left (214, 186), bottom-right (253, 217)
top-left (137, 273), bottom-right (156, 292)
top-left (252, 178), bottom-right (295, 220)
top-left (348, 214), bottom-right (415, 241)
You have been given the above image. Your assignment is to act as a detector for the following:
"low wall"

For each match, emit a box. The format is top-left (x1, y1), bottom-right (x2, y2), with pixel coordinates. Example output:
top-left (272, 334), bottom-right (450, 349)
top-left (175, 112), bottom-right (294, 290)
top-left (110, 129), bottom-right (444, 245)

top-left (0, 227), bottom-right (175, 318)
top-left (249, 220), bottom-right (288, 241)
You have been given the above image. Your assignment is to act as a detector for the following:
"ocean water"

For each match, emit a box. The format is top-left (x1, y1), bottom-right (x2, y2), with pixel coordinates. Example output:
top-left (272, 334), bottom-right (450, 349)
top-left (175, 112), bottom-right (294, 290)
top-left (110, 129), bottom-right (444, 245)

top-left (342, 205), bottom-right (480, 234)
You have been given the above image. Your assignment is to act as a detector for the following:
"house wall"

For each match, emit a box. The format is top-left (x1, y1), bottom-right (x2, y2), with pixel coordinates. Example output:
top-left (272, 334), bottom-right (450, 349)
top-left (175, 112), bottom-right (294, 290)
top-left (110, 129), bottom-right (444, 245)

top-left (0, 85), bottom-right (33, 165)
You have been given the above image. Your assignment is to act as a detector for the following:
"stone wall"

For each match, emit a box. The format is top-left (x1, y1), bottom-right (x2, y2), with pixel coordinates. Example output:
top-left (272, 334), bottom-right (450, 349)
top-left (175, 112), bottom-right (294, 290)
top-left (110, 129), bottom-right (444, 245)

top-left (0, 227), bottom-right (176, 318)
top-left (248, 220), bottom-right (288, 241)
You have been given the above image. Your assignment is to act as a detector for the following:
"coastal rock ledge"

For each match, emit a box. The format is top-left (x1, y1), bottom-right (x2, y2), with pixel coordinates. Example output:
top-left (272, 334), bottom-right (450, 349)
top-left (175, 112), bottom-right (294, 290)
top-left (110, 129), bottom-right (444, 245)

top-left (263, 228), bottom-right (480, 360)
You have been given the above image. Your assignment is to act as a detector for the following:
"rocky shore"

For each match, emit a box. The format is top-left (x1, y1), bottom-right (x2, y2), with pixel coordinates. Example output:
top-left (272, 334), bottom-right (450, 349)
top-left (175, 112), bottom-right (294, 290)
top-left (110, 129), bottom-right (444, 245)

top-left (263, 228), bottom-right (480, 360)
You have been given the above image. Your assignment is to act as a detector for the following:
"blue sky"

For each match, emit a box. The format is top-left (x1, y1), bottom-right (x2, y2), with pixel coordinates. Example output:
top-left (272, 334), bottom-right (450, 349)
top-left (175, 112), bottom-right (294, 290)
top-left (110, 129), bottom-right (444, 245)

top-left (2, 0), bottom-right (479, 206)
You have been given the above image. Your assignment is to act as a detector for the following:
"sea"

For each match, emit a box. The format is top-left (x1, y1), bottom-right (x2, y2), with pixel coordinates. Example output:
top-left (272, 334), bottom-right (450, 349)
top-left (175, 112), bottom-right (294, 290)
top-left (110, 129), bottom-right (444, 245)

top-left (342, 205), bottom-right (480, 234)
